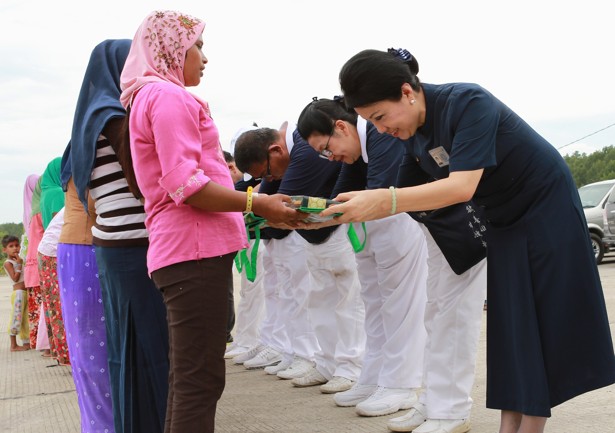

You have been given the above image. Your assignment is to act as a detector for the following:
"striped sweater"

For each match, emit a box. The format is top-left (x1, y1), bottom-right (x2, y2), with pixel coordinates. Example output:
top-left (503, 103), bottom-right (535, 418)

top-left (89, 135), bottom-right (148, 247)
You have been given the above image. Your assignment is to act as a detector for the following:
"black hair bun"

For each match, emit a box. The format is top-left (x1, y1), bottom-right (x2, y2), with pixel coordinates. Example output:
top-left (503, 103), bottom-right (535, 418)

top-left (387, 47), bottom-right (419, 75)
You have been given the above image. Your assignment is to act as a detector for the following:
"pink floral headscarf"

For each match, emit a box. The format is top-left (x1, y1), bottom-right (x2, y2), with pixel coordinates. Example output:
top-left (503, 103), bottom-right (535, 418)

top-left (120, 10), bottom-right (205, 109)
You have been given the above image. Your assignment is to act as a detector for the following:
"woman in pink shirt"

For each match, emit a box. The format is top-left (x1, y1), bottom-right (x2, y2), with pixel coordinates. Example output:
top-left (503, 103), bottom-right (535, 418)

top-left (119, 10), bottom-right (300, 433)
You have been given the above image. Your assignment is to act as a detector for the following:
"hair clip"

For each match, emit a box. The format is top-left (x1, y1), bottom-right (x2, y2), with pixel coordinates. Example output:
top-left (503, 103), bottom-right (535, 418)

top-left (387, 47), bottom-right (413, 62)
top-left (312, 96), bottom-right (318, 102)
top-left (333, 95), bottom-right (344, 102)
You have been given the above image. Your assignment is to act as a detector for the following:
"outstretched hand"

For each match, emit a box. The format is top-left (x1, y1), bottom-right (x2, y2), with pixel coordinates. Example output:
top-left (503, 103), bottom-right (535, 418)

top-left (253, 193), bottom-right (306, 226)
top-left (267, 221), bottom-right (299, 230)
top-left (294, 218), bottom-right (341, 230)
top-left (319, 189), bottom-right (391, 223)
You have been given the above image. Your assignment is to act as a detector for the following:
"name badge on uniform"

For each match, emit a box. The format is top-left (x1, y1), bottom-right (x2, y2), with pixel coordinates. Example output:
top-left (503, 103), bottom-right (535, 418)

top-left (428, 146), bottom-right (450, 167)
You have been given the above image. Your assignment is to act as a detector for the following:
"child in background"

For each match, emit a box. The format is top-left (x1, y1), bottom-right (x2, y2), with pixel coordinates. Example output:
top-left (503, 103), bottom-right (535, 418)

top-left (3, 235), bottom-right (30, 351)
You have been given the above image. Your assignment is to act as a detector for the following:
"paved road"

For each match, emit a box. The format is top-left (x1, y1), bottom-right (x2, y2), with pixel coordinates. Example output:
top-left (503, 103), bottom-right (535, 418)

top-left (1, 257), bottom-right (614, 433)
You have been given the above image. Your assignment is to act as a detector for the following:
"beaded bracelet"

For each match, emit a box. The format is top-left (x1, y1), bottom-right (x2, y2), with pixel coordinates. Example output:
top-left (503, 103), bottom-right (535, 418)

top-left (389, 186), bottom-right (397, 215)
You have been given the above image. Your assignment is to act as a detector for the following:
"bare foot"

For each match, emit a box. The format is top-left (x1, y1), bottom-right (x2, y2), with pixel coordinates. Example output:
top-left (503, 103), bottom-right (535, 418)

top-left (22, 344), bottom-right (31, 351)
top-left (10, 346), bottom-right (28, 352)
top-left (41, 349), bottom-right (52, 357)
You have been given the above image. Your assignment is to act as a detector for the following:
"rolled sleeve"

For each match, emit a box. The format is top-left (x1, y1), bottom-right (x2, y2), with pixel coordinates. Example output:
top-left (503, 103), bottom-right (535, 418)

top-left (146, 84), bottom-right (212, 205)
top-left (159, 161), bottom-right (210, 205)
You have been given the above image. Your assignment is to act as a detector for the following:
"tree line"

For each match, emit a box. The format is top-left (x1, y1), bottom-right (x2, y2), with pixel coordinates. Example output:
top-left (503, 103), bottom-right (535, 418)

top-left (564, 145), bottom-right (615, 187)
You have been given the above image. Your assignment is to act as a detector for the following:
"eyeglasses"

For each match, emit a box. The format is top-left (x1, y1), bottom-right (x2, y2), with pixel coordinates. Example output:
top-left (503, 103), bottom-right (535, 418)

top-left (264, 153), bottom-right (273, 180)
top-left (254, 153), bottom-right (273, 181)
top-left (319, 134), bottom-right (333, 160)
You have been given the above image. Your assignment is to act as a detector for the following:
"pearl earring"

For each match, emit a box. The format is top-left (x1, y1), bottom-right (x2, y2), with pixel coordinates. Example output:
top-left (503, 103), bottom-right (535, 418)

top-left (410, 99), bottom-right (416, 104)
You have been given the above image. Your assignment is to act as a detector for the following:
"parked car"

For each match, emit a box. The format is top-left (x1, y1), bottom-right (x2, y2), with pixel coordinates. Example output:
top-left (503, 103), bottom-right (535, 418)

top-left (602, 187), bottom-right (615, 258)
top-left (578, 179), bottom-right (615, 263)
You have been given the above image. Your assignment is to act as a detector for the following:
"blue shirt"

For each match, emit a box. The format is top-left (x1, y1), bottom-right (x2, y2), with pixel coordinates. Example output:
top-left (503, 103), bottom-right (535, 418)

top-left (333, 121), bottom-right (406, 195)
top-left (409, 82), bottom-right (563, 225)
top-left (260, 129), bottom-right (342, 244)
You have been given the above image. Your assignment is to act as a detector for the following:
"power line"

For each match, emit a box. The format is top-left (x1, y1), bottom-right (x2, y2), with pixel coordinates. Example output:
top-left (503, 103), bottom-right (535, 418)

top-left (557, 122), bottom-right (615, 150)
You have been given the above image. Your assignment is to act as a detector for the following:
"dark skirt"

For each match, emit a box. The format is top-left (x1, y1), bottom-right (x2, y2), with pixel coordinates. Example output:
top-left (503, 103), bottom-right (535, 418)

top-left (485, 170), bottom-right (615, 416)
top-left (95, 245), bottom-right (169, 433)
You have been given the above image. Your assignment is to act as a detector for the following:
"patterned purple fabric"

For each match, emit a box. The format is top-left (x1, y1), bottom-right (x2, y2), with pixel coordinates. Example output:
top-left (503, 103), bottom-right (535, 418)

top-left (57, 243), bottom-right (114, 433)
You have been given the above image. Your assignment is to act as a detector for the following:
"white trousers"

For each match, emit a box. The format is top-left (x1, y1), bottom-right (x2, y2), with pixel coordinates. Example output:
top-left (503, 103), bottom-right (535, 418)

top-left (419, 226), bottom-right (487, 419)
top-left (257, 241), bottom-right (285, 352)
top-left (267, 232), bottom-right (319, 361)
top-left (233, 239), bottom-right (266, 349)
top-left (305, 226), bottom-right (366, 381)
top-left (353, 214), bottom-right (428, 388)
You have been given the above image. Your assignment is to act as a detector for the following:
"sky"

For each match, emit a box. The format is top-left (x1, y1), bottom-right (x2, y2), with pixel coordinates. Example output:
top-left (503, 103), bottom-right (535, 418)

top-left (1, 0), bottom-right (614, 224)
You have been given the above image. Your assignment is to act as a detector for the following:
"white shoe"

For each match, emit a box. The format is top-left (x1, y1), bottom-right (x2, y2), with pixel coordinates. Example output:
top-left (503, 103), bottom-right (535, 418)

top-left (243, 346), bottom-right (282, 369)
top-left (276, 357), bottom-right (315, 379)
top-left (387, 402), bottom-right (427, 432)
top-left (232, 344), bottom-right (264, 365)
top-left (291, 367), bottom-right (327, 387)
top-left (355, 386), bottom-right (418, 417)
top-left (225, 342), bottom-right (237, 353)
top-left (320, 376), bottom-right (354, 394)
top-left (224, 344), bottom-right (250, 359)
top-left (334, 383), bottom-right (378, 407)
top-left (264, 358), bottom-right (293, 375)
top-left (413, 418), bottom-right (470, 433)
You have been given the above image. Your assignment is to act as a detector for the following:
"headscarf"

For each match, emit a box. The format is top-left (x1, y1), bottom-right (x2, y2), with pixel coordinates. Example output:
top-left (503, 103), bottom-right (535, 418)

top-left (60, 39), bottom-right (131, 208)
top-left (30, 177), bottom-right (42, 217)
top-left (23, 174), bottom-right (40, 229)
top-left (40, 157), bottom-right (65, 230)
top-left (120, 10), bottom-right (205, 109)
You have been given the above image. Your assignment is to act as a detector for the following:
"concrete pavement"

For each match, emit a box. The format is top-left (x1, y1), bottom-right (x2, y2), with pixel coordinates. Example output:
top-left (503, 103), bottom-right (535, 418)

top-left (1, 256), bottom-right (614, 433)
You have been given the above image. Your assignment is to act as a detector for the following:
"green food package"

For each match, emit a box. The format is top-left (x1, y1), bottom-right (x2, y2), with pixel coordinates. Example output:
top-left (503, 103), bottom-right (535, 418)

top-left (288, 195), bottom-right (343, 222)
